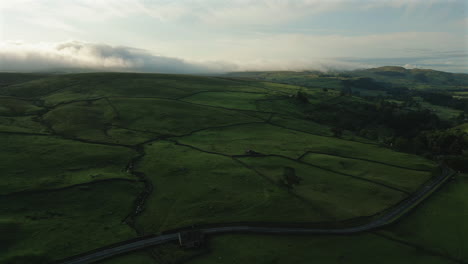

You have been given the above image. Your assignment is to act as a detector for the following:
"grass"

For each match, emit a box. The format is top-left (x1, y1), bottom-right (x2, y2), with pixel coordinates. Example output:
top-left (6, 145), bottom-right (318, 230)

top-left (135, 141), bottom-right (332, 233)
top-left (378, 175), bottom-right (468, 262)
top-left (0, 72), bottom-right (449, 263)
top-left (353, 87), bottom-right (388, 97)
top-left (99, 242), bottom-right (216, 264)
top-left (177, 179), bottom-right (468, 264)
top-left (43, 98), bottom-right (161, 145)
top-left (105, 127), bottom-right (159, 145)
top-left (0, 116), bottom-right (47, 134)
top-left (301, 153), bottom-right (431, 193)
top-left (0, 180), bottom-right (142, 263)
top-left (177, 178), bottom-right (468, 264)
top-left (185, 233), bottom-right (452, 264)
top-left (353, 67), bottom-right (468, 90)
top-left (238, 156), bottom-right (407, 220)
top-left (269, 114), bottom-right (375, 144)
top-left (177, 123), bottom-right (435, 170)
top-left (453, 91), bottom-right (468, 99)
top-left (414, 98), bottom-right (463, 120)
top-left (255, 98), bottom-right (309, 117)
top-left (44, 99), bottom-right (116, 142)
top-left (0, 75), bottom-right (79, 98)
top-left (0, 97), bottom-right (47, 134)
top-left (226, 68), bottom-right (468, 92)
top-left (455, 123), bottom-right (468, 133)
top-left (181, 91), bottom-right (269, 111)
top-left (0, 98), bottom-right (43, 116)
top-left (0, 73), bottom-right (270, 106)
top-left (226, 72), bottom-right (345, 90)
top-left (99, 251), bottom-right (157, 264)
top-left (110, 98), bottom-right (260, 136)
top-left (0, 134), bottom-right (137, 194)
top-left (0, 73), bottom-right (49, 88)
top-left (270, 114), bottom-right (332, 135)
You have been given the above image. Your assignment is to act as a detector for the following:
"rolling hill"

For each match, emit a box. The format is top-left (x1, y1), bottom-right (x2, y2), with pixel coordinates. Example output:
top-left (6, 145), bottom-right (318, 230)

top-left (0, 72), bottom-right (466, 264)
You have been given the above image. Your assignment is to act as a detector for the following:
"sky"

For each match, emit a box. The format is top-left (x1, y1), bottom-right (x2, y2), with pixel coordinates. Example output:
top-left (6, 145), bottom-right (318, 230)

top-left (0, 0), bottom-right (467, 73)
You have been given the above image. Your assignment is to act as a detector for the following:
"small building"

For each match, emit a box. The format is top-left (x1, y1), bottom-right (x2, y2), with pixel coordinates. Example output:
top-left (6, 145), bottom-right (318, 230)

top-left (178, 230), bottom-right (205, 249)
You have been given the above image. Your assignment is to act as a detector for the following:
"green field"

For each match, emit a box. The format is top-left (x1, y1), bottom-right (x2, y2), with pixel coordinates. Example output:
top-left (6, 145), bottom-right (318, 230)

top-left (109, 97), bottom-right (260, 136)
top-left (0, 180), bottom-right (142, 264)
top-left (455, 123), bottom-right (468, 133)
top-left (0, 97), bottom-right (43, 116)
top-left (106, 175), bottom-right (468, 264)
top-left (0, 134), bottom-right (137, 194)
top-left (182, 91), bottom-right (269, 111)
top-left (378, 174), bottom-right (468, 262)
top-left (0, 72), bottom-right (461, 263)
top-left (186, 233), bottom-right (451, 264)
top-left (177, 123), bottom-right (434, 170)
top-left (453, 91), bottom-right (468, 99)
top-left (226, 67), bottom-right (468, 92)
top-left (301, 153), bottom-right (431, 193)
top-left (238, 156), bottom-right (407, 219)
top-left (413, 97), bottom-right (463, 120)
top-left (135, 141), bottom-right (330, 233)
top-left (0, 116), bottom-right (47, 134)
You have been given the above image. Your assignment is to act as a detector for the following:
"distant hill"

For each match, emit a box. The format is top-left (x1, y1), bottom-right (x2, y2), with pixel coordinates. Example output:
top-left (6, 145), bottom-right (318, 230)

top-left (225, 66), bottom-right (468, 91)
top-left (347, 66), bottom-right (468, 90)
top-left (0, 73), bottom-right (50, 88)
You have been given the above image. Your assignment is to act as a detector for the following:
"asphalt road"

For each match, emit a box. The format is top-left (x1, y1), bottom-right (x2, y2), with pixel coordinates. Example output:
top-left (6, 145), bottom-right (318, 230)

top-left (59, 167), bottom-right (454, 264)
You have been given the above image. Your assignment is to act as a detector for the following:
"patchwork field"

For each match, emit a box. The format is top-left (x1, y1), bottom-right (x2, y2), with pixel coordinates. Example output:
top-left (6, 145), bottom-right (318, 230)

top-left (186, 233), bottom-right (451, 264)
top-left (176, 123), bottom-right (434, 170)
top-left (0, 181), bottom-right (142, 264)
top-left (182, 175), bottom-right (468, 264)
top-left (0, 134), bottom-right (137, 194)
top-left (0, 72), bottom-right (459, 263)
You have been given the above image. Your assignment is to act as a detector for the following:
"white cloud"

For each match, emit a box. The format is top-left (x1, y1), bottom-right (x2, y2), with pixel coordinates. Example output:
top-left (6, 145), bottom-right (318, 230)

top-left (236, 58), bottom-right (371, 71)
top-left (0, 40), bottom-right (374, 73)
top-left (208, 31), bottom-right (466, 62)
top-left (129, 0), bottom-right (460, 25)
top-left (1, 1), bottom-right (465, 73)
top-left (1, 34), bottom-right (466, 73)
top-left (1, 0), bottom-right (454, 29)
top-left (0, 40), bottom-right (239, 73)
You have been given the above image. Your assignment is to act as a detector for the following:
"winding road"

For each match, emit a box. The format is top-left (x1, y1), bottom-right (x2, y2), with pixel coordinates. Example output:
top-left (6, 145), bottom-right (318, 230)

top-left (58, 166), bottom-right (455, 264)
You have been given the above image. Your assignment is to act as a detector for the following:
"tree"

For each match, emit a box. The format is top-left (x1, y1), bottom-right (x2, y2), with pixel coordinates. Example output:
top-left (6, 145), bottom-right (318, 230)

top-left (331, 127), bottom-right (343, 138)
top-left (295, 91), bottom-right (309, 104)
top-left (414, 73), bottom-right (428, 83)
top-left (282, 167), bottom-right (301, 190)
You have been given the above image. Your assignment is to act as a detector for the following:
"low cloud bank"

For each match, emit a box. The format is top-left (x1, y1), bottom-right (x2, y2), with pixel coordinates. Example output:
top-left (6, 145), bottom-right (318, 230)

top-left (0, 41), bottom-right (240, 73)
top-left (2, 40), bottom-right (463, 74)
top-left (0, 40), bottom-right (371, 74)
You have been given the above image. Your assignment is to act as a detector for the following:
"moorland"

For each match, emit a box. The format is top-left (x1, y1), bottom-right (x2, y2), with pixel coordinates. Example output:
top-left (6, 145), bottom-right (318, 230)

top-left (0, 67), bottom-right (467, 264)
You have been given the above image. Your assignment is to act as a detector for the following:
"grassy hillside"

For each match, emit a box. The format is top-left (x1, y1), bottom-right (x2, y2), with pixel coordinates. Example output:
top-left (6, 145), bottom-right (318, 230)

top-left (0, 72), bottom-right (463, 263)
top-left (0, 73), bottom-right (50, 88)
top-left (226, 66), bottom-right (468, 91)
top-left (111, 175), bottom-right (468, 264)
top-left (349, 66), bottom-right (468, 90)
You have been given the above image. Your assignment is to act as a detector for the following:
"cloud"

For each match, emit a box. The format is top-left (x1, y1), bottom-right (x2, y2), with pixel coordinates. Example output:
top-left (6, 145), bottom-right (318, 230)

top-left (1, 0), bottom-right (455, 30)
top-left (210, 31), bottom-right (466, 63)
top-left (341, 52), bottom-right (468, 73)
top-left (0, 41), bottom-right (240, 73)
top-left (129, 0), bottom-right (461, 25)
top-left (0, 40), bottom-right (375, 73)
top-left (0, 39), bottom-right (465, 73)
top-left (233, 58), bottom-right (371, 72)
